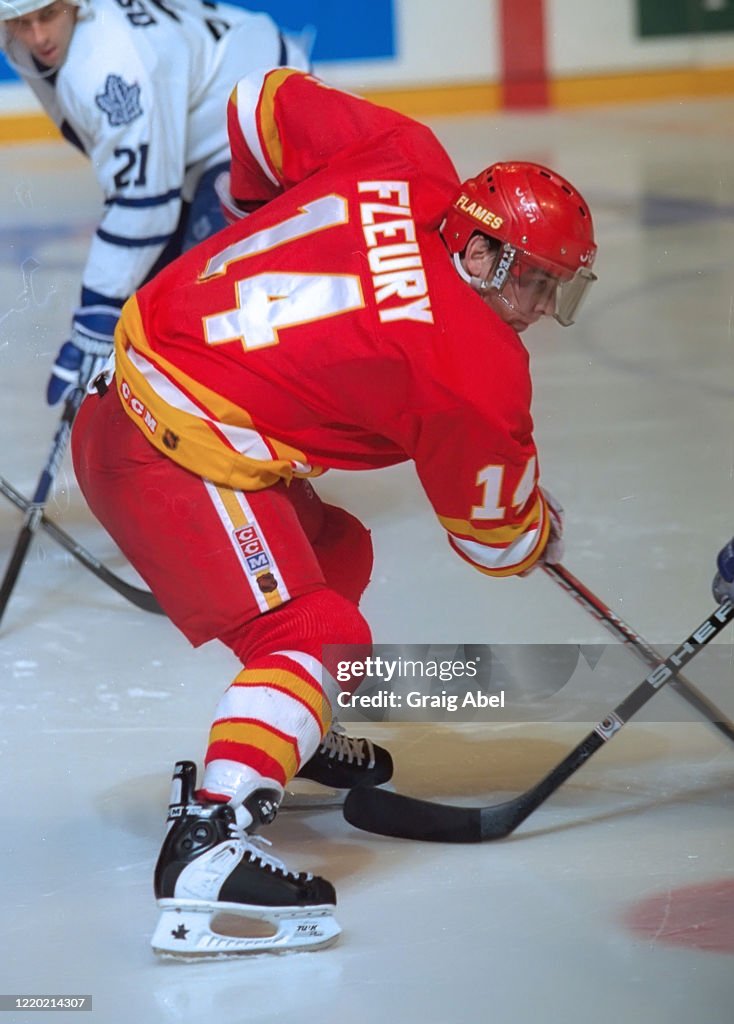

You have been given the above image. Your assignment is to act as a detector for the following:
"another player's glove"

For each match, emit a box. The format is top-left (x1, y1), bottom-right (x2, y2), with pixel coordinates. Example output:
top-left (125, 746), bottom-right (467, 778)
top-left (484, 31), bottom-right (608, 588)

top-left (540, 487), bottom-right (565, 565)
top-left (712, 538), bottom-right (734, 605)
top-left (47, 304), bottom-right (119, 406)
top-left (214, 171), bottom-right (266, 225)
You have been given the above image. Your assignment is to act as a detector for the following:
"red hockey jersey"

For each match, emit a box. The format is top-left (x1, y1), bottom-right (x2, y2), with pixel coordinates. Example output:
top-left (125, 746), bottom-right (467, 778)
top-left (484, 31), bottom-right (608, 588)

top-left (113, 68), bottom-right (550, 576)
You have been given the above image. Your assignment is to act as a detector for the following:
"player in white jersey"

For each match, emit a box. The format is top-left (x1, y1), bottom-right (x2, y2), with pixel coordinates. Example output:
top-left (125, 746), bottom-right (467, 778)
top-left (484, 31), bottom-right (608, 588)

top-left (0, 0), bottom-right (310, 402)
top-left (0, 4), bottom-right (390, 823)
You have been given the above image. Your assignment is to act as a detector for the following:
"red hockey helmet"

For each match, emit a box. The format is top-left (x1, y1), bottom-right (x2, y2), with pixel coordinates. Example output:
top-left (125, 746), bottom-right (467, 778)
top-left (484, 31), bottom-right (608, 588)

top-left (442, 161), bottom-right (597, 326)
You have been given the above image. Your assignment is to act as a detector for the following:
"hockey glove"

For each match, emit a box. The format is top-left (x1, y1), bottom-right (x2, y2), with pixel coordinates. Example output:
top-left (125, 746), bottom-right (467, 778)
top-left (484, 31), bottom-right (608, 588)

top-left (540, 487), bottom-right (565, 565)
top-left (712, 538), bottom-right (734, 604)
top-left (213, 171), bottom-right (265, 226)
top-left (47, 304), bottom-right (118, 406)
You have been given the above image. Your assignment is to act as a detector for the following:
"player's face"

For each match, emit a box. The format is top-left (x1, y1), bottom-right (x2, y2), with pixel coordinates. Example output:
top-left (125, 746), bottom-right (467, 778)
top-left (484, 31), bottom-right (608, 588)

top-left (6, 1), bottom-right (77, 67)
top-left (464, 237), bottom-right (559, 333)
top-left (488, 265), bottom-right (560, 333)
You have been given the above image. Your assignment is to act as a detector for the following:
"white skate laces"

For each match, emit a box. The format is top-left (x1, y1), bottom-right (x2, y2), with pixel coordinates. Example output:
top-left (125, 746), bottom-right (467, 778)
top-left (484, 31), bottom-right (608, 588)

top-left (320, 722), bottom-right (376, 767)
top-left (227, 810), bottom-right (314, 883)
top-left (291, 721), bottom-right (393, 797)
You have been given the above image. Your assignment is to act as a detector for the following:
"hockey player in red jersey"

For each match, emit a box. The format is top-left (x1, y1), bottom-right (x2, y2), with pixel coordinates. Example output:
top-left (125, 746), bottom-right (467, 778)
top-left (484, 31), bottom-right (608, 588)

top-left (71, 68), bottom-right (597, 956)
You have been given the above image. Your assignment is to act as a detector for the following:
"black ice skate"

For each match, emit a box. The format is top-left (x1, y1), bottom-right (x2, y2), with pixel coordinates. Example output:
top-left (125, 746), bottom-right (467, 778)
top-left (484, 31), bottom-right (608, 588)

top-left (151, 761), bottom-right (340, 957)
top-left (295, 721), bottom-right (393, 790)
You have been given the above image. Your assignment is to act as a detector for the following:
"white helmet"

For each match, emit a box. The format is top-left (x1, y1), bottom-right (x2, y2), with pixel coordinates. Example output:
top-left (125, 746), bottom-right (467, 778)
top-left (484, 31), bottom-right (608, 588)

top-left (0, 0), bottom-right (90, 74)
top-left (0, 0), bottom-right (66, 18)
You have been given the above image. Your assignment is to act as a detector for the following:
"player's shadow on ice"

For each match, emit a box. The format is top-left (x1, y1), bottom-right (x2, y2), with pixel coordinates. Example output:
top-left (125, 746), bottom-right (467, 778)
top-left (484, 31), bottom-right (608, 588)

top-left (378, 723), bottom-right (718, 794)
top-left (360, 725), bottom-right (733, 841)
top-left (95, 730), bottom-right (732, 860)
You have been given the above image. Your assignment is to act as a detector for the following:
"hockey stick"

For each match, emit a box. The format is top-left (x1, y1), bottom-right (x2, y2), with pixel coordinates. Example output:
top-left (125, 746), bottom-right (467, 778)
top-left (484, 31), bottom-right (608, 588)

top-left (0, 475), bottom-right (163, 616)
top-left (343, 598), bottom-right (734, 842)
top-left (0, 367), bottom-right (163, 623)
top-left (0, 388), bottom-right (83, 627)
top-left (544, 563), bottom-right (734, 746)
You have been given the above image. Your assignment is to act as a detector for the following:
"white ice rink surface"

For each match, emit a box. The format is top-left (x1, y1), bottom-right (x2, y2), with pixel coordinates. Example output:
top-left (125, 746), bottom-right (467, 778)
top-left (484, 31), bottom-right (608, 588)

top-left (1, 98), bottom-right (733, 1023)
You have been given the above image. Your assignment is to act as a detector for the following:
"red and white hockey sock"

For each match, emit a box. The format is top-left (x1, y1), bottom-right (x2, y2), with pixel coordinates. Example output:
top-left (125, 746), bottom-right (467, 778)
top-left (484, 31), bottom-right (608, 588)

top-left (203, 650), bottom-right (331, 795)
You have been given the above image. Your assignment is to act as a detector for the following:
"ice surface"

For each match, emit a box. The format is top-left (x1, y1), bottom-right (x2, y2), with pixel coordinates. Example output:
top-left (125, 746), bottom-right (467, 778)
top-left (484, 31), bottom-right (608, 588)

top-left (1, 99), bottom-right (733, 1023)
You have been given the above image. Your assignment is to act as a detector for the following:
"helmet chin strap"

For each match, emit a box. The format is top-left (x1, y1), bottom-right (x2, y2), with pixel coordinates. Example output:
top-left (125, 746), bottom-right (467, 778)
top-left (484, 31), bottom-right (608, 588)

top-left (453, 247), bottom-right (523, 308)
top-left (452, 247), bottom-right (529, 322)
top-left (452, 252), bottom-right (493, 296)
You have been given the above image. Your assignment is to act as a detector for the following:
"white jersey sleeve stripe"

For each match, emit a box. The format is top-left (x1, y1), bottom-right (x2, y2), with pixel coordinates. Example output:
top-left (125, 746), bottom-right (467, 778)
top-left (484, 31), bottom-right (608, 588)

top-left (97, 227), bottom-right (175, 247)
top-left (447, 513), bottom-right (545, 573)
top-left (107, 188), bottom-right (182, 208)
top-left (233, 74), bottom-right (280, 188)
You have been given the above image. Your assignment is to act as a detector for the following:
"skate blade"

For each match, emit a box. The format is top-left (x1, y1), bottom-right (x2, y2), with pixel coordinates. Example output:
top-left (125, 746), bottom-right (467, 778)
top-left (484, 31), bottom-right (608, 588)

top-left (281, 780), bottom-right (395, 812)
top-left (151, 899), bottom-right (341, 958)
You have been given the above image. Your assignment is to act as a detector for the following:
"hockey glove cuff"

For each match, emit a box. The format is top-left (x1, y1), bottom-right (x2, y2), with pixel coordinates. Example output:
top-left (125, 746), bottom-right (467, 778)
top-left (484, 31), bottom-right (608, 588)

top-left (214, 171), bottom-right (266, 226)
top-left (540, 487), bottom-right (565, 565)
top-left (47, 305), bottom-right (118, 406)
top-left (712, 539), bottom-right (734, 604)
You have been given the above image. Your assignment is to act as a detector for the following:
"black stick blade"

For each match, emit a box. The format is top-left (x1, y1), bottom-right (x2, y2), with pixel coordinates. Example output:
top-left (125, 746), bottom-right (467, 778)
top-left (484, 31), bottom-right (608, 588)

top-left (344, 603), bottom-right (734, 844)
top-left (344, 787), bottom-right (486, 843)
top-left (344, 786), bottom-right (532, 842)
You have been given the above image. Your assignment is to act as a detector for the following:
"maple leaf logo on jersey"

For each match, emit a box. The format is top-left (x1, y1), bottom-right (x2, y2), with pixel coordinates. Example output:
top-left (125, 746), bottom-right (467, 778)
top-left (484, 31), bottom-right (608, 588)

top-left (95, 75), bottom-right (143, 127)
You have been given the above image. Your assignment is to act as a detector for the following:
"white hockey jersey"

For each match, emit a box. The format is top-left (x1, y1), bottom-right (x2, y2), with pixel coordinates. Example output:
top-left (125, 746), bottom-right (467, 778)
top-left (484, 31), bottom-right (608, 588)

top-left (21, 0), bottom-right (308, 303)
